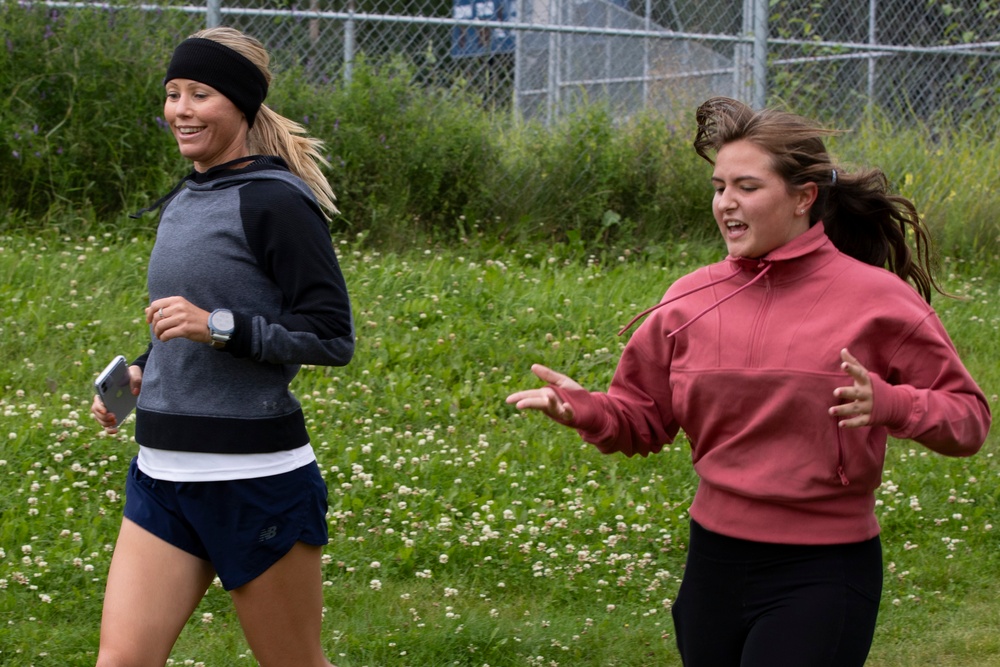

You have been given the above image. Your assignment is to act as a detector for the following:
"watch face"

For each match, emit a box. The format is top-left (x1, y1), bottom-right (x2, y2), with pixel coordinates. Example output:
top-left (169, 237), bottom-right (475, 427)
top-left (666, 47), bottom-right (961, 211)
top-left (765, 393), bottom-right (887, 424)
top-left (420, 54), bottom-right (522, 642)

top-left (212, 309), bottom-right (235, 332)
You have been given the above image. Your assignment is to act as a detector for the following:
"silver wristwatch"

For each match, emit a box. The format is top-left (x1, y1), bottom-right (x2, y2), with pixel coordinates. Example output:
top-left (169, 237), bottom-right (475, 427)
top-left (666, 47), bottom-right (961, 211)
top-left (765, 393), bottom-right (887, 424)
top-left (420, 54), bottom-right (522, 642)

top-left (208, 308), bottom-right (235, 349)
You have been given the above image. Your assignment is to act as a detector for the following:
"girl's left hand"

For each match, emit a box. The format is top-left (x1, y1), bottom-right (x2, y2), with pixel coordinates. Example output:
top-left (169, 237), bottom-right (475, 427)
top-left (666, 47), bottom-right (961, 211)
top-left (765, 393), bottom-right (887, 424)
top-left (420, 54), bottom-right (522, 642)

top-left (145, 297), bottom-right (211, 344)
top-left (830, 347), bottom-right (873, 428)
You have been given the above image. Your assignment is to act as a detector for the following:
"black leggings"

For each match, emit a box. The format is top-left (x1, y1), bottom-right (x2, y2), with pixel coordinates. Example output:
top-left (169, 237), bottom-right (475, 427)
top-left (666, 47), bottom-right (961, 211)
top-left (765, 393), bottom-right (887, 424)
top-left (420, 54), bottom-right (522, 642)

top-left (671, 520), bottom-right (883, 667)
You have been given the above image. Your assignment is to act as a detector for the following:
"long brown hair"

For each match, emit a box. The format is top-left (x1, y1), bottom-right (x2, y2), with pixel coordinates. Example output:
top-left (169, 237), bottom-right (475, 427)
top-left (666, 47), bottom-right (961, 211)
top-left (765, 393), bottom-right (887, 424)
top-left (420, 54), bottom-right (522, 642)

top-left (191, 27), bottom-right (339, 217)
top-left (693, 97), bottom-right (943, 302)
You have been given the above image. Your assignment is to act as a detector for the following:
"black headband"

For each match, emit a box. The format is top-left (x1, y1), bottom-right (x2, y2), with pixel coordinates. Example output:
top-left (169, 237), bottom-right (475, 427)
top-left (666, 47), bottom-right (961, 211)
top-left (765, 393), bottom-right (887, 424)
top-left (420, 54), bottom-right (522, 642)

top-left (164, 37), bottom-right (268, 129)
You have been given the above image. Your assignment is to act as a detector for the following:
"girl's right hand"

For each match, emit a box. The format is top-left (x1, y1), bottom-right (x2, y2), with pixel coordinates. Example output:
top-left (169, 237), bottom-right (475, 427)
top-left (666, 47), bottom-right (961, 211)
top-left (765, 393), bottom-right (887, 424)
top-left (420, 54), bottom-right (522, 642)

top-left (91, 365), bottom-right (143, 434)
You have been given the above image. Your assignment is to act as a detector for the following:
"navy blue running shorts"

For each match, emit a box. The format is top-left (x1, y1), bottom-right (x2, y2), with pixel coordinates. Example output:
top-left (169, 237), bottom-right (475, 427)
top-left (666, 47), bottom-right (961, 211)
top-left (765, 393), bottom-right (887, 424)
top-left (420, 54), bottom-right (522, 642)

top-left (123, 457), bottom-right (329, 590)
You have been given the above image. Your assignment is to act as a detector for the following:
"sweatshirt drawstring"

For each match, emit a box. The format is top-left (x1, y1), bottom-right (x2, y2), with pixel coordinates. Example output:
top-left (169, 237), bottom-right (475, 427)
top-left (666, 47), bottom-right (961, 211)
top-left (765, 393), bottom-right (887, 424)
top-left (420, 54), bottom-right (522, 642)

top-left (129, 177), bottom-right (190, 219)
top-left (618, 261), bottom-right (774, 337)
top-left (129, 155), bottom-right (269, 219)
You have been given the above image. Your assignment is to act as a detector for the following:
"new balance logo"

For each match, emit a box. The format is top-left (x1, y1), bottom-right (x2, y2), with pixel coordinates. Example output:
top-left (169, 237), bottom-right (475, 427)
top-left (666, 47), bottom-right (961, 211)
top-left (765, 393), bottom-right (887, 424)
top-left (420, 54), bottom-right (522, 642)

top-left (258, 525), bottom-right (278, 542)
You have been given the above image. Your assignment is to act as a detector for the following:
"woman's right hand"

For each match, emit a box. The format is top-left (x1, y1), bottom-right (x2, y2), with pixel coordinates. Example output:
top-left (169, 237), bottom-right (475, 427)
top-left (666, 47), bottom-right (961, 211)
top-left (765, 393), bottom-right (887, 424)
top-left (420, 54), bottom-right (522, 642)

top-left (506, 364), bottom-right (584, 424)
top-left (91, 365), bottom-right (143, 434)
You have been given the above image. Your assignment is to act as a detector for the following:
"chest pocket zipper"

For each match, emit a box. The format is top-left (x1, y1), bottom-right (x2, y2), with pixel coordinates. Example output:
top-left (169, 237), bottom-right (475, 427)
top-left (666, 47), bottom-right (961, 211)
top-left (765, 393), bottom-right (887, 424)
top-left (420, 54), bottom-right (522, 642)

top-left (835, 421), bottom-right (851, 486)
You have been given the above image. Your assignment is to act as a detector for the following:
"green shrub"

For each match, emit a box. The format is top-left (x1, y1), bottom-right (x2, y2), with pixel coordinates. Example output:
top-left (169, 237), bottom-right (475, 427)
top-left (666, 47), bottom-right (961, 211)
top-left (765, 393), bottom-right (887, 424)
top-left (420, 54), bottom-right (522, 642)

top-left (829, 114), bottom-right (1000, 260)
top-left (0, 4), bottom-right (189, 220)
top-left (283, 58), bottom-right (502, 244)
top-left (486, 106), bottom-right (711, 250)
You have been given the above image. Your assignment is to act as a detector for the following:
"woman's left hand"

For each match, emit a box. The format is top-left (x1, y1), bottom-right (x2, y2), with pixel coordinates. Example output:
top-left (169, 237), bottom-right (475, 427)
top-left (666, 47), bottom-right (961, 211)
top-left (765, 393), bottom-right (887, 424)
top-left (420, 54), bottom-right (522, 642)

top-left (830, 347), bottom-right (873, 428)
top-left (145, 297), bottom-right (211, 344)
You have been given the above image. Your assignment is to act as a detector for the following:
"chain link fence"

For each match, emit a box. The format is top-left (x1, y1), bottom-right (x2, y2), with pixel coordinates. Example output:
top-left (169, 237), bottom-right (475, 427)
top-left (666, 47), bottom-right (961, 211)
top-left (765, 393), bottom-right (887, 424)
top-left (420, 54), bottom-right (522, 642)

top-left (32, 0), bottom-right (1000, 130)
top-left (140, 0), bottom-right (997, 127)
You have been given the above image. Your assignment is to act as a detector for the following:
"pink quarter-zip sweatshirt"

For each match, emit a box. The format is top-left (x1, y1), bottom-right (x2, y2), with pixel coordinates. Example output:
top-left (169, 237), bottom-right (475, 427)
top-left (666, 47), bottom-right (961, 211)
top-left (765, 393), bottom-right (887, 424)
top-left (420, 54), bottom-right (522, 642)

top-left (553, 223), bottom-right (991, 544)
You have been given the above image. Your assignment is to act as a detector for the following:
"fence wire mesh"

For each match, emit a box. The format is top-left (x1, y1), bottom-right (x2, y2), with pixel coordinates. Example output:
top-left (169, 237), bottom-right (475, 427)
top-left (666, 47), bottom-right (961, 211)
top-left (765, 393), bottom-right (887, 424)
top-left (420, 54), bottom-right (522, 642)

top-left (97, 0), bottom-right (997, 127)
top-left (173, 0), bottom-right (998, 127)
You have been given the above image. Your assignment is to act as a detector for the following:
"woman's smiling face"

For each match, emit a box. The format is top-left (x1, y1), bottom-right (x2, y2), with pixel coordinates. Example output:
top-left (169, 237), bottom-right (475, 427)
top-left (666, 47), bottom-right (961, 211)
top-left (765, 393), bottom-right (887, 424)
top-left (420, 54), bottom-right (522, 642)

top-left (711, 139), bottom-right (816, 259)
top-left (164, 79), bottom-right (248, 172)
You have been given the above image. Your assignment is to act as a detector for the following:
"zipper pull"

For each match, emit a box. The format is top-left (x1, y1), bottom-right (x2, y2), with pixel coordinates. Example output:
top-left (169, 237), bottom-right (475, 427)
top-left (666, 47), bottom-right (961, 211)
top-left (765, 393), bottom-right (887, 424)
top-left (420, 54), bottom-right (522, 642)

top-left (837, 466), bottom-right (850, 486)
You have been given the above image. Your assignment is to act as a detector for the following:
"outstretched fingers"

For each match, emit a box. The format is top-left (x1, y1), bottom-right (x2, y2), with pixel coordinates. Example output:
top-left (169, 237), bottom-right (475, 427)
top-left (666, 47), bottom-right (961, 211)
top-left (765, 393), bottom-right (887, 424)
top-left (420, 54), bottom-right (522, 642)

top-left (830, 347), bottom-right (873, 428)
top-left (506, 364), bottom-right (583, 423)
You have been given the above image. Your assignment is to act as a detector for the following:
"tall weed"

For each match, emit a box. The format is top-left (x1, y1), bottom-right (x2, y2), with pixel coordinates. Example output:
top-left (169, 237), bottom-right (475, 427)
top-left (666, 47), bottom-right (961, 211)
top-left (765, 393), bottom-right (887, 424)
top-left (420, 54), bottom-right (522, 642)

top-left (490, 106), bottom-right (711, 250)
top-left (0, 4), bottom-right (188, 219)
top-left (299, 58), bottom-right (500, 244)
top-left (828, 114), bottom-right (1000, 261)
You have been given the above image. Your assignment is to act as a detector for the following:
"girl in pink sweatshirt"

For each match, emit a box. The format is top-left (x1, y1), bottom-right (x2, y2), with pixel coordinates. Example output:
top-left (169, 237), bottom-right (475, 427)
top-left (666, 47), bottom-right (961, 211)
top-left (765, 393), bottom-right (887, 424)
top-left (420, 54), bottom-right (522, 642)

top-left (507, 97), bottom-right (990, 667)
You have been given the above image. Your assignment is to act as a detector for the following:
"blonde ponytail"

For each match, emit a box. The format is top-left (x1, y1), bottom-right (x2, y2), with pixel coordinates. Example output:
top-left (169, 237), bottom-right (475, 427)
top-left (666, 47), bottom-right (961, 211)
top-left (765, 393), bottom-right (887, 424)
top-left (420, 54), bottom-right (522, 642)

top-left (190, 27), bottom-right (338, 218)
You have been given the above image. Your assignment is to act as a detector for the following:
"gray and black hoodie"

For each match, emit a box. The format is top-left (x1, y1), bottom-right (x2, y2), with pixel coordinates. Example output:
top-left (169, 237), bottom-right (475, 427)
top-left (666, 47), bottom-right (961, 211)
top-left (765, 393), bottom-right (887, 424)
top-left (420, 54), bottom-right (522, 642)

top-left (133, 156), bottom-right (354, 454)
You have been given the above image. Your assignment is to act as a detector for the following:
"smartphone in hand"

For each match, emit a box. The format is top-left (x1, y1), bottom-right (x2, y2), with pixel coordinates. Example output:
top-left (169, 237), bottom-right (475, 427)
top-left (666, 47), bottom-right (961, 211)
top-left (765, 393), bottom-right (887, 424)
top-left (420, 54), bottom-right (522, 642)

top-left (95, 355), bottom-right (137, 427)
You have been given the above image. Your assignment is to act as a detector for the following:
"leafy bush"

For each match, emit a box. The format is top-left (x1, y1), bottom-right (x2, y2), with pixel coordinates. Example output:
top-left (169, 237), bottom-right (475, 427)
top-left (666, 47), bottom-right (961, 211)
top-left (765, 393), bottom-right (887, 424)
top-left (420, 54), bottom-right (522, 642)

top-left (275, 58), bottom-right (501, 244)
top-left (0, 4), bottom-right (189, 220)
top-left (828, 113), bottom-right (1000, 260)
top-left (478, 105), bottom-right (712, 249)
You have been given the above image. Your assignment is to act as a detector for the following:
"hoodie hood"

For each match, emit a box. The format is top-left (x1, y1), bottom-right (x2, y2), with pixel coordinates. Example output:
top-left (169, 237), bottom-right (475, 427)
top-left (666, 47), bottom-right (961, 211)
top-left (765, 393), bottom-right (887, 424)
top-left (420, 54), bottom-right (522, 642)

top-left (131, 155), bottom-right (311, 218)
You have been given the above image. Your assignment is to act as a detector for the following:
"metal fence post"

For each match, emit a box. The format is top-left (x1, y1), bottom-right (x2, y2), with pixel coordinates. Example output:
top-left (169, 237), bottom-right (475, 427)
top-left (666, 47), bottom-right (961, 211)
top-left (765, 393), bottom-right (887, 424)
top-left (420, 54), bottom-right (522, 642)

top-left (735, 0), bottom-right (752, 103)
top-left (344, 0), bottom-right (356, 85)
top-left (752, 0), bottom-right (767, 109)
top-left (546, 0), bottom-right (559, 126)
top-left (867, 0), bottom-right (877, 114)
top-left (513, 0), bottom-right (524, 121)
top-left (206, 0), bottom-right (221, 29)
top-left (737, 0), bottom-right (768, 108)
top-left (642, 0), bottom-right (651, 106)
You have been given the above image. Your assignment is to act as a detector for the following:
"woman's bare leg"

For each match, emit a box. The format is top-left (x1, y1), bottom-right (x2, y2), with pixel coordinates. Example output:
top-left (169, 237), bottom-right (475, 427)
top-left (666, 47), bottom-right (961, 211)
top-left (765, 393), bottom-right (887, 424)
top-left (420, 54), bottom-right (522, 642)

top-left (96, 518), bottom-right (216, 667)
top-left (229, 542), bottom-right (335, 667)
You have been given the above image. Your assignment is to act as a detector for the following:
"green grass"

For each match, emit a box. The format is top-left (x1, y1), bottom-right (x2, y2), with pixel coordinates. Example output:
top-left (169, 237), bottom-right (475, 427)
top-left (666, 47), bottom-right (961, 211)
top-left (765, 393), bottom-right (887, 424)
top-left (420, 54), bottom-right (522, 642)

top-left (0, 230), bottom-right (997, 666)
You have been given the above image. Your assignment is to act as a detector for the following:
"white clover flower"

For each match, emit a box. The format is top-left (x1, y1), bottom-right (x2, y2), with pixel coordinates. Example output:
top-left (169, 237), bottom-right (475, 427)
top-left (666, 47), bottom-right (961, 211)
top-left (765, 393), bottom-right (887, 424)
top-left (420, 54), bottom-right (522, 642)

top-left (370, 579), bottom-right (382, 591)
